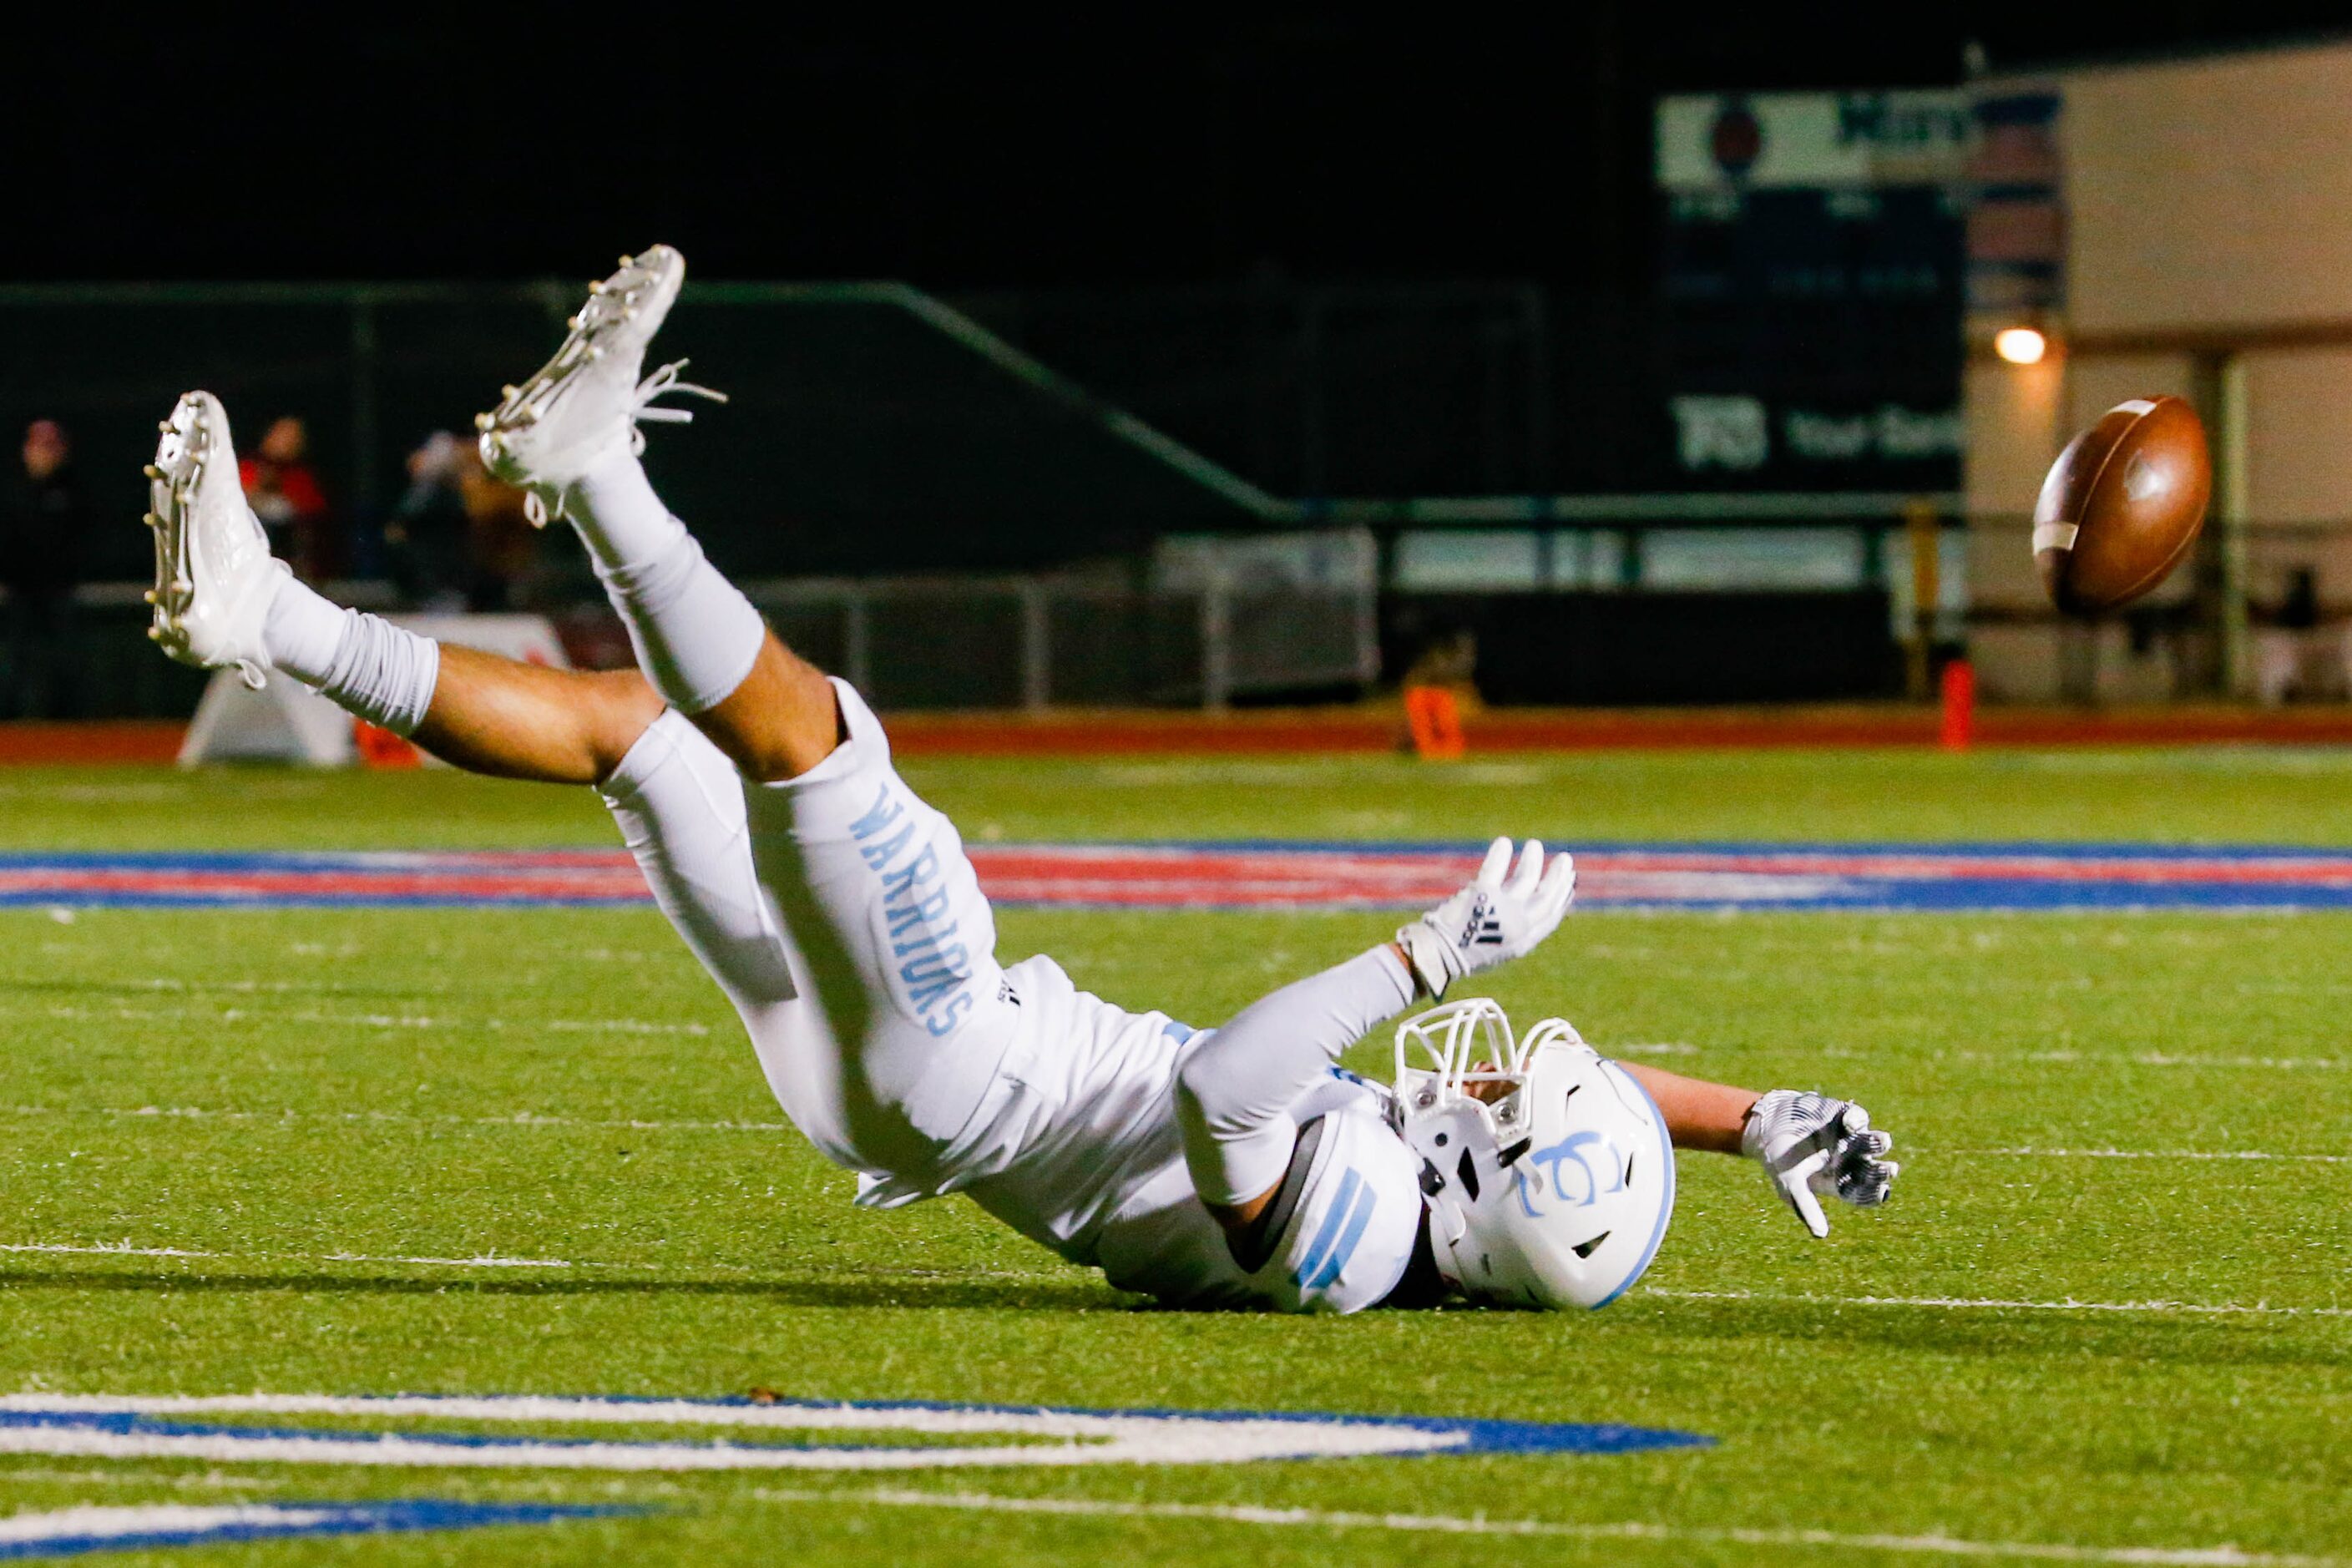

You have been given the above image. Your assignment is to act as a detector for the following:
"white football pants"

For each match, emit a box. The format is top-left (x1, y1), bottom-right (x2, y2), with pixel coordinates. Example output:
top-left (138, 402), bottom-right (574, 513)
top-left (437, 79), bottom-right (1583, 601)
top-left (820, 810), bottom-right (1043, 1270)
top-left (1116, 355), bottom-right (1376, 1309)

top-left (594, 680), bottom-right (1027, 1196)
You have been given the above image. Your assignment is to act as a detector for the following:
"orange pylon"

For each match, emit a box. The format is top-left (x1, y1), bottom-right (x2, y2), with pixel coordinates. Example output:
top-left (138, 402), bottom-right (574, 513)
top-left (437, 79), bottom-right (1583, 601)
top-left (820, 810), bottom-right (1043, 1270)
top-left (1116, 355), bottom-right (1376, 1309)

top-left (353, 719), bottom-right (422, 770)
top-left (1404, 685), bottom-right (1467, 761)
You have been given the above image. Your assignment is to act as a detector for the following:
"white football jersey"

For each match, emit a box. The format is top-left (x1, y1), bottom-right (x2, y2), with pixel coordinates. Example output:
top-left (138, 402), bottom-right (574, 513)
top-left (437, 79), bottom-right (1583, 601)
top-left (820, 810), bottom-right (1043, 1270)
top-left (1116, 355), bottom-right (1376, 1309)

top-left (600, 691), bottom-right (1423, 1313)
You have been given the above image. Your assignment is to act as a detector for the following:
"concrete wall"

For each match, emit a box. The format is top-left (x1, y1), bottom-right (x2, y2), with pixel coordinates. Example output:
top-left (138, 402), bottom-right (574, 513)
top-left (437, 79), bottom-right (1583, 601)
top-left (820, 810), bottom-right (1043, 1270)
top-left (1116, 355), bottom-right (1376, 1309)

top-left (2066, 44), bottom-right (2352, 336)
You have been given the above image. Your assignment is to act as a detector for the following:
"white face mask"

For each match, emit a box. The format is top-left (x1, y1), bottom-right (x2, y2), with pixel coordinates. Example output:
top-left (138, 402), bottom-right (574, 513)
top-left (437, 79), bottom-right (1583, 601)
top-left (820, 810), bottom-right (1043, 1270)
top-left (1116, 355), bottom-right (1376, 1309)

top-left (1394, 1001), bottom-right (1677, 1312)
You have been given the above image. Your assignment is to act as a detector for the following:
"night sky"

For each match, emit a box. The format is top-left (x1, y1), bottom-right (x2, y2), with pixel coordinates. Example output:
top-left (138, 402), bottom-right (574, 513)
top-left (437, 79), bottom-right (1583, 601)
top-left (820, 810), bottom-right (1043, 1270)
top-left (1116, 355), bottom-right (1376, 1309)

top-left (16, 5), bottom-right (2351, 291)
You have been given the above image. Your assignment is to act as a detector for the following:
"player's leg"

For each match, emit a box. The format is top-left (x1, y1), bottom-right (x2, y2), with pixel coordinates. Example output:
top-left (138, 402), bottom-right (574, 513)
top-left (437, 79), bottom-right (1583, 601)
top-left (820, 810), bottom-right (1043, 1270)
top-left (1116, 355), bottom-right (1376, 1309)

top-left (596, 706), bottom-right (802, 1026)
top-left (415, 647), bottom-right (660, 784)
top-left (475, 247), bottom-right (836, 783)
top-left (477, 251), bottom-right (1033, 1177)
top-left (558, 453), bottom-right (835, 781)
top-left (144, 390), bottom-right (659, 786)
top-left (146, 388), bottom-right (802, 1056)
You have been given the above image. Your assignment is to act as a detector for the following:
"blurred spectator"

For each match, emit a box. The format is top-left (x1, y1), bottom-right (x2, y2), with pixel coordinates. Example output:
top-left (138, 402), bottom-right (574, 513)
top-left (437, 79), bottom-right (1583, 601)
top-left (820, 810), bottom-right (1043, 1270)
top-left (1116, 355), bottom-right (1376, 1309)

top-left (457, 446), bottom-right (539, 609)
top-left (1401, 626), bottom-right (1481, 702)
top-left (239, 415), bottom-right (331, 579)
top-left (0, 420), bottom-right (87, 717)
top-left (385, 432), bottom-right (471, 609)
top-left (2280, 566), bottom-right (2320, 630)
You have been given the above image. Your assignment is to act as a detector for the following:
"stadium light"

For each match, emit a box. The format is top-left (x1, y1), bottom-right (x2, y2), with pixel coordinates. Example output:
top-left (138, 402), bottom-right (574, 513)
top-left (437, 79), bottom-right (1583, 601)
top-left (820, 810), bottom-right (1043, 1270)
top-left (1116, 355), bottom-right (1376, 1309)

top-left (1995, 326), bottom-right (2047, 366)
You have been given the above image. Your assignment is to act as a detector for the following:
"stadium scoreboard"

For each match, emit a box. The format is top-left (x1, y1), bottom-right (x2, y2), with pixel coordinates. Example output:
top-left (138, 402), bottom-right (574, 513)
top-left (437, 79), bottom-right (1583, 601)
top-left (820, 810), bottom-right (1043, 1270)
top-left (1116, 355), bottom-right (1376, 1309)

top-left (1654, 91), bottom-right (1976, 493)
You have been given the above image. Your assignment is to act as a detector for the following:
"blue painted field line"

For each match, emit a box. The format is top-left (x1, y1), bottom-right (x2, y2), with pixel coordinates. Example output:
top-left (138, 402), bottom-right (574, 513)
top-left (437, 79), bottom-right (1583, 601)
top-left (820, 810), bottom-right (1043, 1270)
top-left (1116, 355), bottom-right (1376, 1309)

top-left (0, 1500), bottom-right (627, 1560)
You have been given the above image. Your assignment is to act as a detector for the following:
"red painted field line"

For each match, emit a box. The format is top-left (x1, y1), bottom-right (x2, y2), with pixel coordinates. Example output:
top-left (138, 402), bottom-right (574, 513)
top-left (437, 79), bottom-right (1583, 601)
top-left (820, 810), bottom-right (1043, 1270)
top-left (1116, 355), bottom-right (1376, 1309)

top-left (0, 722), bottom-right (185, 766)
top-left (11, 706), bottom-right (2352, 766)
top-left (858, 706), bottom-right (2352, 756)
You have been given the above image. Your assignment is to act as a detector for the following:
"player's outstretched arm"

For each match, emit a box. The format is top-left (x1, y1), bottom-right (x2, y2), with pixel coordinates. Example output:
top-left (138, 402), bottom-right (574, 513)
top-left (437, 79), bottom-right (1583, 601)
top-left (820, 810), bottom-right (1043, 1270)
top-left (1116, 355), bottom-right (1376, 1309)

top-left (1174, 943), bottom-right (1419, 1233)
top-left (1177, 837), bottom-right (1571, 1239)
top-left (1620, 1062), bottom-right (1899, 1238)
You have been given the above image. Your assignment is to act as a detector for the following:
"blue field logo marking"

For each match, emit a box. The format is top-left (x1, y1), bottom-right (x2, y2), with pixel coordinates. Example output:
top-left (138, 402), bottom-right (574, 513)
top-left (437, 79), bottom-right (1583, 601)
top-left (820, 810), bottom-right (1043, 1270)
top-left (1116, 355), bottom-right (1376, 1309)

top-left (0, 1394), bottom-right (1710, 1470)
top-left (0, 1500), bottom-right (626, 1560)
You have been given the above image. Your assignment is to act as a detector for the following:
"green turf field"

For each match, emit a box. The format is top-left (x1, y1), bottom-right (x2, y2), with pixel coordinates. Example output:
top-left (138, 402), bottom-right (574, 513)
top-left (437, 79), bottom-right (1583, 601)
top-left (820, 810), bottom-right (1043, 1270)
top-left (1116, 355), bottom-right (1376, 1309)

top-left (2, 751), bottom-right (2349, 1564)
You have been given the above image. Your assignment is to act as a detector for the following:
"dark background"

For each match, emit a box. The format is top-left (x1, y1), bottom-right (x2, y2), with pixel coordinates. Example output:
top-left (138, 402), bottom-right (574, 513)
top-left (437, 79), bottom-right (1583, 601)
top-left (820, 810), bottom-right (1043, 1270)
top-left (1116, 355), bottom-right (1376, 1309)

top-left (13, 6), bottom-right (2350, 291)
top-left (7, 3), bottom-right (2349, 715)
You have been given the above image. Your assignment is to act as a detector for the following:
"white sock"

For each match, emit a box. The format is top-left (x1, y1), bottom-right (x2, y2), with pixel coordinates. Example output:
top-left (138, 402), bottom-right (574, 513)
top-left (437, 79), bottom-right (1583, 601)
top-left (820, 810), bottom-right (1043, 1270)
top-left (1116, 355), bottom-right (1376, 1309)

top-left (566, 448), bottom-right (688, 574)
top-left (260, 573), bottom-right (348, 686)
top-left (567, 450), bottom-right (765, 715)
top-left (262, 574), bottom-right (440, 736)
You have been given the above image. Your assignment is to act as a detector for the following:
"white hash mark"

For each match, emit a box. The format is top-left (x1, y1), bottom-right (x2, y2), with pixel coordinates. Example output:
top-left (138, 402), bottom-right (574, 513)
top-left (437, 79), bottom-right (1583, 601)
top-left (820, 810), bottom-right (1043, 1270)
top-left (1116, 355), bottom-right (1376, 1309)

top-left (735, 1487), bottom-right (2352, 1567)
top-left (1645, 1288), bottom-right (2352, 1319)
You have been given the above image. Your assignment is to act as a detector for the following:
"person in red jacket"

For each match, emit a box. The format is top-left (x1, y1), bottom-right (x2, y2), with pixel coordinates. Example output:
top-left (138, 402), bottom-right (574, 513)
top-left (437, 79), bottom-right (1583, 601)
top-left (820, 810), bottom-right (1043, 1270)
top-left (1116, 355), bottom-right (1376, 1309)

top-left (238, 415), bottom-right (331, 579)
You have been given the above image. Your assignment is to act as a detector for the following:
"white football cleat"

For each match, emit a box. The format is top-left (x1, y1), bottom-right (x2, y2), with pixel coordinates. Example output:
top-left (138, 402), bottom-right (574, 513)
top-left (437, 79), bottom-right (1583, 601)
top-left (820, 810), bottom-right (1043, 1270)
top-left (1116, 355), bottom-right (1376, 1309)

top-left (474, 245), bottom-right (726, 525)
top-left (144, 392), bottom-right (284, 690)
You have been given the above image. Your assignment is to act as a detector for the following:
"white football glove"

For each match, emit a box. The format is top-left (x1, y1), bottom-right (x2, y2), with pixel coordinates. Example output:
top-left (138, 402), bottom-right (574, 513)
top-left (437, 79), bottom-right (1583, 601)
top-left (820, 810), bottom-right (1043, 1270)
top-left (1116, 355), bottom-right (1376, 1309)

top-left (1741, 1090), bottom-right (1899, 1239)
top-left (1395, 837), bottom-right (1576, 999)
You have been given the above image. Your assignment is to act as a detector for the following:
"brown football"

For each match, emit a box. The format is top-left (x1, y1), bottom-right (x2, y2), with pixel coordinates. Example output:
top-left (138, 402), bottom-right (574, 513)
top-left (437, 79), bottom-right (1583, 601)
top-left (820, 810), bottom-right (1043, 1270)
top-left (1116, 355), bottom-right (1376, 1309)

top-left (2034, 395), bottom-right (2212, 615)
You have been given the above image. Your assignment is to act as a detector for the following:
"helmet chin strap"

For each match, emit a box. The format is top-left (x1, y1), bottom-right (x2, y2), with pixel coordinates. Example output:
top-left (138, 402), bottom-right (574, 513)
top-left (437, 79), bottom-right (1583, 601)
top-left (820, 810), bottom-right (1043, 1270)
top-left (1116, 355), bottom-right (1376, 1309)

top-left (1424, 1196), bottom-right (1470, 1291)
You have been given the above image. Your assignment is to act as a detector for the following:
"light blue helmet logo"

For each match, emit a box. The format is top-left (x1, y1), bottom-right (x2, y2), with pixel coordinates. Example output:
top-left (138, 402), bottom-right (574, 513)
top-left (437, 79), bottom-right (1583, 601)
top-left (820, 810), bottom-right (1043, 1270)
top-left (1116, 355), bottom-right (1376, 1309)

top-left (1513, 1131), bottom-right (1626, 1216)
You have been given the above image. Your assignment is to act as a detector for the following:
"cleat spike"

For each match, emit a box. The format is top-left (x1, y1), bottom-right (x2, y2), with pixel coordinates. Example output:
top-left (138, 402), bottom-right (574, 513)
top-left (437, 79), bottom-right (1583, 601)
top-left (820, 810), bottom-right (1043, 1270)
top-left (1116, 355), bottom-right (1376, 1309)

top-left (566, 316), bottom-right (581, 330)
top-left (474, 412), bottom-right (495, 432)
top-left (143, 589), bottom-right (159, 604)
top-left (501, 384), bottom-right (517, 398)
top-left (619, 254), bottom-right (634, 268)
top-left (147, 625), bottom-right (164, 641)
top-left (143, 513), bottom-right (161, 528)
top-left (588, 280), bottom-right (604, 294)
top-left (143, 464), bottom-right (164, 480)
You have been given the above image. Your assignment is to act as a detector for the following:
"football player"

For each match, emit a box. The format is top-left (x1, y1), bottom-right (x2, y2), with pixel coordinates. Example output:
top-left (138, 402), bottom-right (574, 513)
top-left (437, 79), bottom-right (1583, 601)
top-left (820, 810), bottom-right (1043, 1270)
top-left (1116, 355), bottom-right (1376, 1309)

top-left (139, 247), bottom-right (1896, 1313)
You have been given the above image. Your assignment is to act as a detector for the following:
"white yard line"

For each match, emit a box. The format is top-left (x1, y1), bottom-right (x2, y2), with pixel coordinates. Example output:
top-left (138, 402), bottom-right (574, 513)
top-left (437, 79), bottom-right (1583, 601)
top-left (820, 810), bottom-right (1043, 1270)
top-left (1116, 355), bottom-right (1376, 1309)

top-left (0, 1240), bottom-right (1081, 1286)
top-left (741, 1487), bottom-right (2352, 1566)
top-left (25, 1002), bottom-right (714, 1038)
top-left (0, 1242), bottom-right (577, 1270)
top-left (1803, 1047), bottom-right (2352, 1072)
top-left (1646, 1288), bottom-right (2352, 1319)
top-left (0, 1104), bottom-right (792, 1135)
top-left (1955, 1148), bottom-right (2352, 1165)
top-left (14, 1244), bottom-right (2330, 1318)
top-left (0, 1467), bottom-right (291, 1493)
top-left (0, 1505), bottom-right (346, 1545)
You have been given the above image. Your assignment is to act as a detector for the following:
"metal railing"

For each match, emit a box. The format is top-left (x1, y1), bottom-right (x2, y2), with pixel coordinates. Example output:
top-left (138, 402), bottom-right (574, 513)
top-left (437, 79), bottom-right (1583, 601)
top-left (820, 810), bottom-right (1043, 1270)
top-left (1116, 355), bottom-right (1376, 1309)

top-left (741, 529), bottom-right (1381, 711)
top-left (16, 508), bottom-right (2352, 718)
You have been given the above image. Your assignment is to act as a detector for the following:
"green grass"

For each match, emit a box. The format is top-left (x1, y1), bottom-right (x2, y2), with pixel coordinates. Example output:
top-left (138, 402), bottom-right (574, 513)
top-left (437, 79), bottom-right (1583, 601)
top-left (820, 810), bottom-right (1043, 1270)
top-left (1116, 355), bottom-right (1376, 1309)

top-left (6, 743), bottom-right (2352, 849)
top-left (0, 752), bottom-right (2349, 1564)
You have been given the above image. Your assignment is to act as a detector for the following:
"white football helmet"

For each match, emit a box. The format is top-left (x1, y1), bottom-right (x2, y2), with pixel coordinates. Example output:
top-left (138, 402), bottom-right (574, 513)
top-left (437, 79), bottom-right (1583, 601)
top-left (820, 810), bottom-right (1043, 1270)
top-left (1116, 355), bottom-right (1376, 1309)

top-left (1393, 999), bottom-right (1675, 1310)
